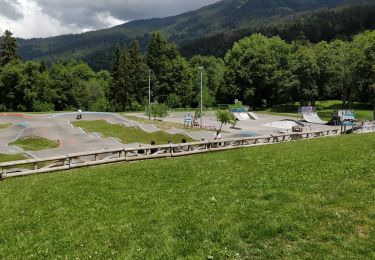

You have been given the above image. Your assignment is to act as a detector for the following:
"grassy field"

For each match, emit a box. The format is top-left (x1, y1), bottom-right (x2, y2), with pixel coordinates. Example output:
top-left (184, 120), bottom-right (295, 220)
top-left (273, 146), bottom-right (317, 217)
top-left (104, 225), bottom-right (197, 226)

top-left (0, 133), bottom-right (374, 258)
top-left (258, 100), bottom-right (374, 121)
top-left (73, 120), bottom-right (194, 144)
top-left (0, 153), bottom-right (26, 163)
top-left (10, 136), bottom-right (60, 151)
top-left (0, 123), bottom-right (11, 130)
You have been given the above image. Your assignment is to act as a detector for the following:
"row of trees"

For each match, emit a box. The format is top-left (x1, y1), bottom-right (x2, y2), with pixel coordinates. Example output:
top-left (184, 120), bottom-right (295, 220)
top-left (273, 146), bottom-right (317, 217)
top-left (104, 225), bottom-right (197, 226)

top-left (0, 29), bottom-right (374, 117)
top-left (0, 30), bottom-right (110, 112)
top-left (221, 31), bottom-right (375, 112)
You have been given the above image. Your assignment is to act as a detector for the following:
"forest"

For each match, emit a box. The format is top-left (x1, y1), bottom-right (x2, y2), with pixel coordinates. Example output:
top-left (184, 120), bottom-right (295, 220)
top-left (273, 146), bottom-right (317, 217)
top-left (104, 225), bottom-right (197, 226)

top-left (0, 29), bottom-right (374, 116)
top-left (17, 1), bottom-right (375, 71)
top-left (180, 4), bottom-right (375, 57)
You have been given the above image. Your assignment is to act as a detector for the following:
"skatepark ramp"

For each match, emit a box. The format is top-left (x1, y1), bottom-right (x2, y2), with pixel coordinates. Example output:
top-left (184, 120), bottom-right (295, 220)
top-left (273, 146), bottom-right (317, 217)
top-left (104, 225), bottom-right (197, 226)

top-left (299, 106), bottom-right (327, 124)
top-left (248, 112), bottom-right (260, 120)
top-left (302, 113), bottom-right (327, 124)
top-left (233, 112), bottom-right (250, 121)
top-left (232, 111), bottom-right (259, 121)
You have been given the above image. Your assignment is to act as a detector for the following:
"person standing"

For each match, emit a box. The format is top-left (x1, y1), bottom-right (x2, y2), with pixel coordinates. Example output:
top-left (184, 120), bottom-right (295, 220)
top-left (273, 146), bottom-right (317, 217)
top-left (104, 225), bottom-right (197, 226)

top-left (214, 130), bottom-right (221, 140)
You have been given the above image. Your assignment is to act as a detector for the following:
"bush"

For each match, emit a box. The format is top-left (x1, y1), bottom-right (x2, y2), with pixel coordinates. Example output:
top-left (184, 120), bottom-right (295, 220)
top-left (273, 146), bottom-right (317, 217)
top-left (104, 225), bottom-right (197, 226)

top-left (33, 102), bottom-right (54, 112)
top-left (146, 102), bottom-right (169, 119)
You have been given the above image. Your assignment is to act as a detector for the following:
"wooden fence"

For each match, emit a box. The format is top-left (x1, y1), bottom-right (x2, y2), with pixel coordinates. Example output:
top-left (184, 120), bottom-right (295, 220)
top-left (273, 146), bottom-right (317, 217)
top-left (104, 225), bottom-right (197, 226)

top-left (0, 129), bottom-right (340, 179)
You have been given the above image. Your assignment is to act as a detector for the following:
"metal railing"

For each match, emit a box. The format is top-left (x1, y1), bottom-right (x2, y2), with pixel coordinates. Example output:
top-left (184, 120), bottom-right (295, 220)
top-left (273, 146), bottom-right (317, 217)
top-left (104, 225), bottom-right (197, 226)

top-left (0, 129), bottom-right (340, 179)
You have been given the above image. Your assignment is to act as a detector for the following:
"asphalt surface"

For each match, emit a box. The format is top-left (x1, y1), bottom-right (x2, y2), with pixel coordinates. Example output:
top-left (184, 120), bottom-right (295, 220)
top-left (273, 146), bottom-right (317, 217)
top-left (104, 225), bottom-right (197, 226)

top-left (0, 111), bottom-right (338, 160)
top-left (0, 112), bottom-right (213, 159)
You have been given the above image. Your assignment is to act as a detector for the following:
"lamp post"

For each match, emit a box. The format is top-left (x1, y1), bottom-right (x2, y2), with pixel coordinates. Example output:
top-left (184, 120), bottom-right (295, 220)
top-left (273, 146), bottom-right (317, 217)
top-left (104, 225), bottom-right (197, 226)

top-left (199, 66), bottom-right (204, 128)
top-left (148, 69), bottom-right (151, 120)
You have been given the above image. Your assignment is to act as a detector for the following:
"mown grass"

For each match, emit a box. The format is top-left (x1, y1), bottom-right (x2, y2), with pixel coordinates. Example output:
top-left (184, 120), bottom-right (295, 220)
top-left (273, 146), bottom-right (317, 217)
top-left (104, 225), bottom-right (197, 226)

top-left (73, 120), bottom-right (194, 144)
top-left (258, 100), bottom-right (374, 121)
top-left (0, 133), bottom-right (374, 258)
top-left (10, 136), bottom-right (60, 151)
top-left (0, 153), bottom-right (26, 163)
top-left (124, 115), bottom-right (205, 132)
top-left (0, 123), bottom-right (11, 130)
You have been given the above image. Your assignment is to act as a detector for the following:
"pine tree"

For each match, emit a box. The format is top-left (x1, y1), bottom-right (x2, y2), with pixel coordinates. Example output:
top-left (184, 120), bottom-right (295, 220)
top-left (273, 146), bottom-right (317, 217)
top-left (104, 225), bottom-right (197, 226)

top-left (117, 47), bottom-right (131, 111)
top-left (128, 39), bottom-right (147, 105)
top-left (146, 32), bottom-right (168, 77)
top-left (0, 30), bottom-right (20, 67)
top-left (39, 59), bottom-right (48, 73)
top-left (110, 43), bottom-right (121, 81)
top-left (109, 43), bottom-right (122, 110)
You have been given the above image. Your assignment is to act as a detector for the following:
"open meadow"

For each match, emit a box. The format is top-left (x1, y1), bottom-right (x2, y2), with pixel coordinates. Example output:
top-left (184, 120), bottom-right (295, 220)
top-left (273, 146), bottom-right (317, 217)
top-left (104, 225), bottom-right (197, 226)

top-left (1, 133), bottom-right (374, 258)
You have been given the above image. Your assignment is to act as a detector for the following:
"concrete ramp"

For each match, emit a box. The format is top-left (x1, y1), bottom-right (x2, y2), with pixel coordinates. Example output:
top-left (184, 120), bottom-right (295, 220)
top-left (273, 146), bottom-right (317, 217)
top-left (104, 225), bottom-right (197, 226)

top-left (263, 120), bottom-right (299, 130)
top-left (233, 112), bottom-right (251, 121)
top-left (248, 112), bottom-right (260, 120)
top-left (303, 113), bottom-right (327, 124)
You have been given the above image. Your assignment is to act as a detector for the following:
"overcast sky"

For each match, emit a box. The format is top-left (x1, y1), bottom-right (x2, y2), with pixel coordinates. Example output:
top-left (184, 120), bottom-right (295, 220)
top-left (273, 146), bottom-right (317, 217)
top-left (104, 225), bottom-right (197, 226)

top-left (0, 0), bottom-right (219, 39)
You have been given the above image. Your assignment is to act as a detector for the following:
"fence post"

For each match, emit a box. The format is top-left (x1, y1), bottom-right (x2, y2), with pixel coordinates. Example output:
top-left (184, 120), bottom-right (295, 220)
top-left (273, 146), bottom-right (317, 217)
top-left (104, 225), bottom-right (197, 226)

top-left (68, 157), bottom-right (72, 168)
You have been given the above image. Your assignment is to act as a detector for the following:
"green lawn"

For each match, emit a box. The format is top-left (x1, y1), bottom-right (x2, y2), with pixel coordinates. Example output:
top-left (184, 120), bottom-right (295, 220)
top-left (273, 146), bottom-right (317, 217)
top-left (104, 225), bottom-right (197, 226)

top-left (0, 123), bottom-right (11, 130)
top-left (10, 136), bottom-right (60, 151)
top-left (73, 120), bottom-right (194, 144)
top-left (258, 100), bottom-right (374, 121)
top-left (1, 133), bottom-right (374, 258)
top-left (0, 153), bottom-right (26, 163)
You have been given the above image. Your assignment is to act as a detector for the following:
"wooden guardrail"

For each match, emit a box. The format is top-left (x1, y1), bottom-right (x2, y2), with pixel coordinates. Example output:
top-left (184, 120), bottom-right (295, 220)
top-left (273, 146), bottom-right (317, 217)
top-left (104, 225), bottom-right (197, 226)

top-left (0, 129), bottom-right (340, 179)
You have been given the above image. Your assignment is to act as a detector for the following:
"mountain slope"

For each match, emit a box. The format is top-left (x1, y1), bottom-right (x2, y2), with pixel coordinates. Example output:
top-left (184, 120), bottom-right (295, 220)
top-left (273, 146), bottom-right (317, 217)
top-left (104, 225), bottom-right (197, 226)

top-left (180, 3), bottom-right (375, 57)
top-left (17, 0), bottom-right (371, 70)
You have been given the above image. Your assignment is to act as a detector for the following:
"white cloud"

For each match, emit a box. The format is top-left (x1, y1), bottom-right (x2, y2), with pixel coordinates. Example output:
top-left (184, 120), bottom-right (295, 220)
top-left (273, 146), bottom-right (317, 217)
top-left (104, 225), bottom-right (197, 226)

top-left (0, 0), bottom-right (218, 38)
top-left (0, 0), bottom-right (23, 20)
top-left (0, 0), bottom-right (84, 38)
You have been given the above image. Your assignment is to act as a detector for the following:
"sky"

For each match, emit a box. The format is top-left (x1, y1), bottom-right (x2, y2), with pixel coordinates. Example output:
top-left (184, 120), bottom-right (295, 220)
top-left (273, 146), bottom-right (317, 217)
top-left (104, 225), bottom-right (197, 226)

top-left (0, 0), bottom-right (218, 39)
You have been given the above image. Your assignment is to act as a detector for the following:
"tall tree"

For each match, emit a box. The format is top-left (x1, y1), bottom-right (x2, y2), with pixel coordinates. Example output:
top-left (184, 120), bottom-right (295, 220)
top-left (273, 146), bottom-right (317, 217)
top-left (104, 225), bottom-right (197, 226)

top-left (146, 32), bottom-right (168, 77)
top-left (128, 40), bottom-right (147, 106)
top-left (146, 32), bottom-right (193, 105)
top-left (224, 34), bottom-right (293, 108)
top-left (109, 44), bottom-right (121, 110)
top-left (290, 46), bottom-right (320, 105)
top-left (190, 55), bottom-right (225, 107)
top-left (0, 30), bottom-right (20, 67)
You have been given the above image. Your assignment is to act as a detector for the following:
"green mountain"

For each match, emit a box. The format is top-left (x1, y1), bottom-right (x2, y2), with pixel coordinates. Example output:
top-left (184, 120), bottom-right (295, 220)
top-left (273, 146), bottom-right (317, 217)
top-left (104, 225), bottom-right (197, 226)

top-left (17, 0), bottom-right (374, 70)
top-left (180, 3), bottom-right (375, 57)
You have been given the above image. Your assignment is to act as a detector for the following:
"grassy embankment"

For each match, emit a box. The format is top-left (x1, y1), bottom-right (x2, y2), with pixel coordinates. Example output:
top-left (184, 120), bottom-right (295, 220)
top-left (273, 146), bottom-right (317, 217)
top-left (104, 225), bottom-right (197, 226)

top-left (1, 133), bottom-right (374, 258)
top-left (73, 120), bottom-right (194, 144)
top-left (0, 154), bottom-right (26, 163)
top-left (1, 134), bottom-right (57, 163)
top-left (0, 123), bottom-right (11, 130)
top-left (124, 115), bottom-right (205, 132)
top-left (10, 136), bottom-right (59, 151)
top-left (258, 100), bottom-right (373, 120)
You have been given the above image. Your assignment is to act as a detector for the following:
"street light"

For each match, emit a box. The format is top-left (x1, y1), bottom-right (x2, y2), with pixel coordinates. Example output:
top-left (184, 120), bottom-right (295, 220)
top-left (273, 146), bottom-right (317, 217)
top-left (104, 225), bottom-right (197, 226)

top-left (198, 66), bottom-right (204, 128)
top-left (148, 69), bottom-right (152, 120)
